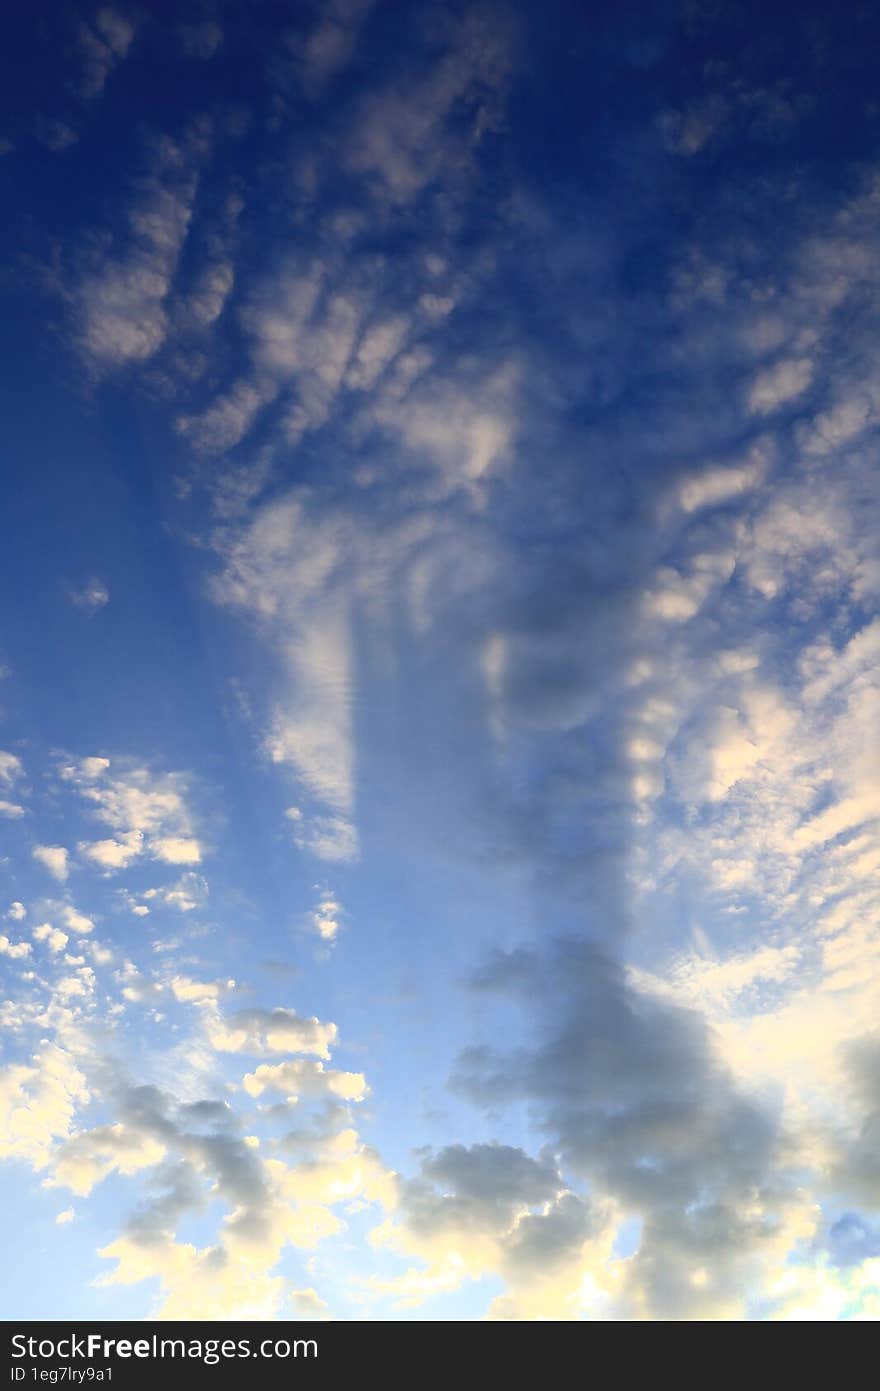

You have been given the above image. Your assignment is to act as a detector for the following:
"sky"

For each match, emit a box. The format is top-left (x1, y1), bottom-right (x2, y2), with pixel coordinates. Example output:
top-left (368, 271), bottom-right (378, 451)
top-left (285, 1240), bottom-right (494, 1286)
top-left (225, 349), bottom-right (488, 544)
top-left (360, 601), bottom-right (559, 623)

top-left (1, 0), bottom-right (879, 1323)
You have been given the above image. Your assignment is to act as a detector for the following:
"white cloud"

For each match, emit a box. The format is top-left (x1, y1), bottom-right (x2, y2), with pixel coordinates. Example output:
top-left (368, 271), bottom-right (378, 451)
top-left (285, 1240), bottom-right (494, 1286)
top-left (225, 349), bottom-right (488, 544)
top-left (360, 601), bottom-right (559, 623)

top-left (345, 315), bottom-right (409, 390)
top-left (176, 378), bottom-right (275, 455)
top-left (70, 578), bottom-right (110, 610)
top-left (0, 1045), bottom-right (90, 1172)
top-left (642, 549), bottom-right (736, 624)
top-left (242, 1058), bottom-right (367, 1103)
top-left (216, 498), bottom-right (358, 838)
top-left (0, 750), bottom-right (23, 786)
top-left (169, 976), bottom-right (223, 1005)
top-left (747, 357), bottom-right (813, 415)
top-left (287, 810), bottom-right (359, 863)
top-left (289, 1286), bottom-right (331, 1319)
top-left (33, 924), bottom-right (69, 954)
top-left (151, 836), bottom-right (202, 865)
top-left (676, 446), bottom-right (768, 514)
top-left (367, 362), bottom-right (517, 497)
top-left (0, 935), bottom-right (32, 959)
top-left (208, 1007), bottom-right (337, 1059)
top-left (79, 831), bottom-right (143, 869)
top-left (32, 845), bottom-right (70, 882)
top-left (57, 906), bottom-right (94, 936)
top-left (62, 758), bottom-right (204, 872)
top-left (73, 133), bottom-right (203, 371)
top-left (184, 258), bottom-right (234, 328)
top-left (631, 944), bottom-right (801, 1011)
top-left (52, 1122), bottom-right (165, 1197)
top-left (306, 891), bottom-right (343, 943)
top-left (146, 872), bottom-right (207, 912)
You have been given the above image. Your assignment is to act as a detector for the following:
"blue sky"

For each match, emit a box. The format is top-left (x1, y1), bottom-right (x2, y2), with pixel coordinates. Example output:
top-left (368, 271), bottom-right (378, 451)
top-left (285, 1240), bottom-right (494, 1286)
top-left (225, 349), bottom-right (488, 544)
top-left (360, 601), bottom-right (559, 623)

top-left (1, 0), bottom-right (879, 1320)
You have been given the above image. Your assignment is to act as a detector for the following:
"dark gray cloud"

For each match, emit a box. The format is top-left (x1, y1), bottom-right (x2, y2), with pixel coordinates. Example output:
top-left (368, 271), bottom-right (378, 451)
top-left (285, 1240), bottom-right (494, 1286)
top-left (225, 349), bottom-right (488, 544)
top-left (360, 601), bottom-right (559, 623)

top-left (832, 1036), bottom-right (880, 1208)
top-left (455, 938), bottom-right (801, 1316)
top-left (391, 1138), bottom-right (604, 1287)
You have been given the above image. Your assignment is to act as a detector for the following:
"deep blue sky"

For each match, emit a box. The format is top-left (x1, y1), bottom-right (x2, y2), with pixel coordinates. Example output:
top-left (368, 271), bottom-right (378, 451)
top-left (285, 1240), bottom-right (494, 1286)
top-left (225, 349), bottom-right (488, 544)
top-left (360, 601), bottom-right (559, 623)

top-left (1, 0), bottom-right (879, 1321)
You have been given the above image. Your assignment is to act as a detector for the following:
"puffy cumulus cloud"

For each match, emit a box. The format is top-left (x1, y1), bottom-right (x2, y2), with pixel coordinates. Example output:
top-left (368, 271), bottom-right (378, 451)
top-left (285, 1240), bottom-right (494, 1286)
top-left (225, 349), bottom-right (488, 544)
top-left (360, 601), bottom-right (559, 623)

top-left (289, 1286), bottom-right (331, 1319)
top-left (33, 923), bottom-right (69, 954)
top-left (0, 1045), bottom-right (90, 1171)
top-left (7, 902), bottom-right (26, 921)
top-left (35, 904), bottom-right (95, 938)
top-left (207, 1007), bottom-right (337, 1059)
top-left (365, 1142), bottom-right (617, 1319)
top-left (69, 577), bottom-right (110, 611)
top-left (48, 1089), bottom-right (286, 1321)
top-left (32, 845), bottom-right (70, 882)
top-left (168, 976), bottom-right (225, 1006)
top-left (0, 800), bottom-right (25, 819)
top-left (242, 1059), bottom-right (367, 1103)
top-left (61, 756), bottom-right (204, 872)
top-left (70, 128), bottom-right (205, 372)
top-left (454, 940), bottom-right (816, 1320)
top-left (52, 1121), bottom-right (167, 1197)
top-left (0, 870), bottom-right (393, 1319)
top-left (78, 831), bottom-right (143, 870)
top-left (151, 837), bottom-right (203, 866)
top-left (96, 1233), bottom-right (290, 1320)
top-left (0, 934), bottom-right (31, 959)
top-left (63, 1079), bottom-right (395, 1319)
top-left (117, 966), bottom-right (229, 1011)
top-left (99, 1169), bottom-right (373, 1317)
